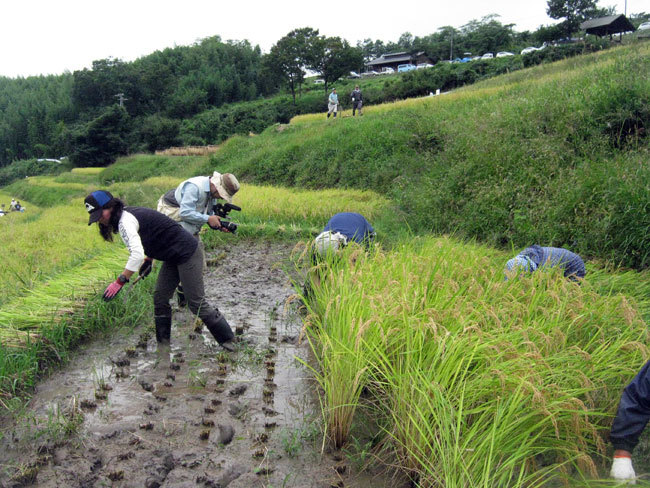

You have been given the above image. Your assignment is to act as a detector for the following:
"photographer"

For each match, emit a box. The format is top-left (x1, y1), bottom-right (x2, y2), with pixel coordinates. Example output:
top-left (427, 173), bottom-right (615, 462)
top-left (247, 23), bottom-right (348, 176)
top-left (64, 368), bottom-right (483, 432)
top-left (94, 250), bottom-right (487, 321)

top-left (157, 172), bottom-right (240, 305)
top-left (86, 190), bottom-right (236, 351)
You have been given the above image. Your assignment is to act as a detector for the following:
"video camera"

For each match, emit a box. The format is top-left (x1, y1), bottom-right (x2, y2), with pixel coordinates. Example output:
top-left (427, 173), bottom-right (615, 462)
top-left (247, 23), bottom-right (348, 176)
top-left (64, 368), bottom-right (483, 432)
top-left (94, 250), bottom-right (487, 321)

top-left (210, 202), bottom-right (241, 234)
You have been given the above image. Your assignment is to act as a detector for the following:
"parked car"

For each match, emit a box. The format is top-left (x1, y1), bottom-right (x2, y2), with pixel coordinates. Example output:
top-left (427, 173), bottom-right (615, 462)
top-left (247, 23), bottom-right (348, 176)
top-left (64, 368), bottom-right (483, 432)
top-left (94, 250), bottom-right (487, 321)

top-left (471, 56), bottom-right (481, 61)
top-left (348, 71), bottom-right (360, 78)
top-left (381, 67), bottom-right (395, 74)
top-left (520, 47), bottom-right (539, 55)
top-left (496, 51), bottom-right (515, 57)
top-left (314, 79), bottom-right (325, 84)
top-left (360, 71), bottom-right (378, 77)
top-left (416, 63), bottom-right (434, 69)
top-left (638, 21), bottom-right (650, 30)
top-left (481, 53), bottom-right (494, 59)
top-left (460, 57), bottom-right (472, 63)
top-left (397, 64), bottom-right (417, 73)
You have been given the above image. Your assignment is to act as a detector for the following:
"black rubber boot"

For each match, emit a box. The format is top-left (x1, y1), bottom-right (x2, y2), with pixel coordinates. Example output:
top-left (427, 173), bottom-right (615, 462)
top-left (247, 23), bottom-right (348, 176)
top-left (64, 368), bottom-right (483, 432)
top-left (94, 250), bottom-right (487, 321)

top-left (155, 316), bottom-right (172, 344)
top-left (204, 312), bottom-right (235, 349)
top-left (176, 285), bottom-right (187, 308)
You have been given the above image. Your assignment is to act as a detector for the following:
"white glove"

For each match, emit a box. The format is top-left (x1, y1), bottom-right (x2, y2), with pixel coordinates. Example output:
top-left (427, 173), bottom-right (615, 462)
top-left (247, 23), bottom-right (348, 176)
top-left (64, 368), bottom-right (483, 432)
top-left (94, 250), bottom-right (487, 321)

top-left (610, 456), bottom-right (636, 484)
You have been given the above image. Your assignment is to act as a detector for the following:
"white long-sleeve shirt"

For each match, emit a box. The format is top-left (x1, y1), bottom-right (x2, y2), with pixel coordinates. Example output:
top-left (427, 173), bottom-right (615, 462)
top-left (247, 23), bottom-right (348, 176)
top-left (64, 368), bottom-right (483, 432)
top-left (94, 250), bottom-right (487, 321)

top-left (118, 210), bottom-right (145, 272)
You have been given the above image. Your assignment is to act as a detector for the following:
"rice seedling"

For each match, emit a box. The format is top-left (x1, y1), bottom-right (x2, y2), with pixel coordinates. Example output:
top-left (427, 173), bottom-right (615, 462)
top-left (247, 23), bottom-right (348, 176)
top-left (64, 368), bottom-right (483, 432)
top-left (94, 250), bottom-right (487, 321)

top-left (300, 236), bottom-right (650, 486)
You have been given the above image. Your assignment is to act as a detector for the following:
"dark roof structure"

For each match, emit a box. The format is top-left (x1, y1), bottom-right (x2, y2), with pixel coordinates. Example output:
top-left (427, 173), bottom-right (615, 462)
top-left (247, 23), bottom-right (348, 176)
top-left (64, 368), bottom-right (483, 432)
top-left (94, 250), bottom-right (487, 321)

top-left (367, 52), bottom-right (414, 66)
top-left (580, 15), bottom-right (635, 36)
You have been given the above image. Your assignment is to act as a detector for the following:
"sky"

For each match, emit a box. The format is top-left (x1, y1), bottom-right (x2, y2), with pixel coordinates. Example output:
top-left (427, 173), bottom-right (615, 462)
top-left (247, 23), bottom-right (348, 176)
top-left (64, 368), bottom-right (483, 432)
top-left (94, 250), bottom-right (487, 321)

top-left (0, 0), bottom-right (640, 78)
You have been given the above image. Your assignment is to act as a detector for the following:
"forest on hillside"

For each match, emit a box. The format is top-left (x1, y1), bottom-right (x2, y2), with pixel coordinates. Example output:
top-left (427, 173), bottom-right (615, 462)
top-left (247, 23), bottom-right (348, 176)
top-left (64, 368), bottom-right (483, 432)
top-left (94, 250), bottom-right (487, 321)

top-left (1, 9), bottom-right (648, 172)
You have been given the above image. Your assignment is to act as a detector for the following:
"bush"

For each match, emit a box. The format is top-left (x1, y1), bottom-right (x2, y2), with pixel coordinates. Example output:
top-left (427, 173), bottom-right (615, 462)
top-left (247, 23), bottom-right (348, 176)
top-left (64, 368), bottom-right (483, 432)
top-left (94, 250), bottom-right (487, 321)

top-left (0, 158), bottom-right (68, 187)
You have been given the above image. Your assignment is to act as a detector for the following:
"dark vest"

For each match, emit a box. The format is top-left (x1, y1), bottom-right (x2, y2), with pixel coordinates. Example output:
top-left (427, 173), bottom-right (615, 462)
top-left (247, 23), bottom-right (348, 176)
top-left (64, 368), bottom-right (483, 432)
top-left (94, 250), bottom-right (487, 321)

top-left (125, 206), bottom-right (198, 264)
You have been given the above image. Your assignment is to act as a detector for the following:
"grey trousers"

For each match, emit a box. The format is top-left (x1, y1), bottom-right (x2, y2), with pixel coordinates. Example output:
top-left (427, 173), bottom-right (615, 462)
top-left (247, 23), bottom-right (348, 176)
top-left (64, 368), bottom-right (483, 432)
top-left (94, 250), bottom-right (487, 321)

top-left (153, 244), bottom-right (233, 343)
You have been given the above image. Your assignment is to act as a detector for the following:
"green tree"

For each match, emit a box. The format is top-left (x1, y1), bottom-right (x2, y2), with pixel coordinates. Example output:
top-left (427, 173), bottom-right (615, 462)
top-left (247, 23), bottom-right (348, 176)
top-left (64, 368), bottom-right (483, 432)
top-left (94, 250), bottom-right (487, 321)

top-left (547, 0), bottom-right (599, 37)
top-left (267, 28), bottom-right (320, 105)
top-left (70, 106), bottom-right (130, 166)
top-left (309, 37), bottom-right (364, 92)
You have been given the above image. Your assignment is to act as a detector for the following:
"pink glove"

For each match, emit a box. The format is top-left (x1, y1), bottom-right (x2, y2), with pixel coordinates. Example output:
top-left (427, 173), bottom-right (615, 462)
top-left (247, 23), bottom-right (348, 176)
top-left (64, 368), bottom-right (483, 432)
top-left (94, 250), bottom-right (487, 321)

top-left (103, 275), bottom-right (128, 301)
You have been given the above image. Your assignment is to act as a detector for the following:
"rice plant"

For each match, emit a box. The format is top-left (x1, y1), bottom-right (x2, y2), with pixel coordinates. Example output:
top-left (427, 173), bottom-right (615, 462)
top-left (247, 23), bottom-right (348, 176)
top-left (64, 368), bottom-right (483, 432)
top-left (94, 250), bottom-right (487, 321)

top-left (300, 236), bottom-right (650, 486)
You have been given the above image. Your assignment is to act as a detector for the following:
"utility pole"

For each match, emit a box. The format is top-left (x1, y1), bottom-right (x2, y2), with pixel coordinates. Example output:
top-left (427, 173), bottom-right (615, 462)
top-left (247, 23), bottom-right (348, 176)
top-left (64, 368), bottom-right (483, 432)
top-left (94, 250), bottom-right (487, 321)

top-left (450, 31), bottom-right (453, 61)
top-left (624, 0), bottom-right (627, 16)
top-left (115, 93), bottom-right (128, 107)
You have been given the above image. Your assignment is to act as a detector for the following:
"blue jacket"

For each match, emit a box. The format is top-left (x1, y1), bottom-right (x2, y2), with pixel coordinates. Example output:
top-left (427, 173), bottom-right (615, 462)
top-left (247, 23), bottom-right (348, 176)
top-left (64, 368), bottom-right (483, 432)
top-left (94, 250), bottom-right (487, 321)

top-left (610, 360), bottom-right (650, 452)
top-left (519, 245), bottom-right (586, 279)
top-left (323, 213), bottom-right (375, 244)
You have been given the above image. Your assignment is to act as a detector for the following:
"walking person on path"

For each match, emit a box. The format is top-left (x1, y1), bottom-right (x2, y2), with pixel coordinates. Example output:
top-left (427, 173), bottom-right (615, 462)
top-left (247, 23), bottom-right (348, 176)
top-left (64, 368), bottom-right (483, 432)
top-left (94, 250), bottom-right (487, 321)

top-left (351, 85), bottom-right (363, 116)
top-left (327, 88), bottom-right (339, 119)
top-left (504, 245), bottom-right (586, 281)
top-left (85, 190), bottom-right (237, 351)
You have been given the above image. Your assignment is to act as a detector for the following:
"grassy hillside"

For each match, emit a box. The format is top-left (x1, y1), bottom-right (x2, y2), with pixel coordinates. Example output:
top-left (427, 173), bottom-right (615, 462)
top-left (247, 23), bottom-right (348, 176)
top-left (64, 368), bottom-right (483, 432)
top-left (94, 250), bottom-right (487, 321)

top-left (204, 43), bottom-right (650, 269)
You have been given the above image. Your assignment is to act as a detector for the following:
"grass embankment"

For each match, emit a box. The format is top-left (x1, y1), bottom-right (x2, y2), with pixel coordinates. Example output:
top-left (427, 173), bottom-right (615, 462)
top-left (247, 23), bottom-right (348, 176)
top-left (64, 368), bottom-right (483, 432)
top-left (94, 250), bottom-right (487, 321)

top-left (302, 238), bottom-right (650, 486)
top-left (205, 43), bottom-right (650, 269)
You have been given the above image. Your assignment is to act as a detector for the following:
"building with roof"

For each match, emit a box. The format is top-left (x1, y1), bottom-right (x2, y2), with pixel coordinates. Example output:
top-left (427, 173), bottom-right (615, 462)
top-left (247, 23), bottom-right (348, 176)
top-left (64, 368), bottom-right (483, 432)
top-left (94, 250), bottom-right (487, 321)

top-left (366, 52), bottom-right (433, 72)
top-left (580, 14), bottom-right (635, 38)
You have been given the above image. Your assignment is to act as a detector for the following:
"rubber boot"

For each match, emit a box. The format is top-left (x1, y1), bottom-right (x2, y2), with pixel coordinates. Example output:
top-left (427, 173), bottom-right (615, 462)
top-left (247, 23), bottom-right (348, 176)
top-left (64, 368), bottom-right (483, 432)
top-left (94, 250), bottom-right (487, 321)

top-left (204, 312), bottom-right (235, 351)
top-left (155, 316), bottom-right (172, 344)
top-left (176, 285), bottom-right (187, 308)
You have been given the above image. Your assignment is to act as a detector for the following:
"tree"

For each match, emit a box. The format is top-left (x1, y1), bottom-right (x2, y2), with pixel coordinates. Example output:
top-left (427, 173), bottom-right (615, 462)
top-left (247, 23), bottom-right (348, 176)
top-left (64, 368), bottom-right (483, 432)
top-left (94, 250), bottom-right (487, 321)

top-left (267, 28), bottom-right (320, 105)
top-left (70, 106), bottom-right (130, 166)
top-left (547, 0), bottom-right (599, 37)
top-left (309, 37), bottom-right (364, 92)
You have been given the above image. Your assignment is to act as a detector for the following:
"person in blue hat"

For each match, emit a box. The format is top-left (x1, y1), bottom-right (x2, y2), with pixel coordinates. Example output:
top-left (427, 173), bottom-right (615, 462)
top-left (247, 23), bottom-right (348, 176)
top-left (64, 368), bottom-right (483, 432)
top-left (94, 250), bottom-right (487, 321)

top-left (84, 190), bottom-right (236, 351)
top-left (504, 245), bottom-right (586, 281)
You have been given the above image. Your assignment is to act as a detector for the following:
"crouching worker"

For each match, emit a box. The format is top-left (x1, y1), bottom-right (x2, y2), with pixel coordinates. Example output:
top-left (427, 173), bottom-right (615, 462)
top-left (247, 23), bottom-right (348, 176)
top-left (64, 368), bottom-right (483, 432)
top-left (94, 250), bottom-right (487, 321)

top-left (157, 171), bottom-right (240, 306)
top-left (504, 245), bottom-right (586, 281)
top-left (85, 190), bottom-right (236, 351)
top-left (608, 361), bottom-right (650, 484)
top-left (313, 212), bottom-right (376, 257)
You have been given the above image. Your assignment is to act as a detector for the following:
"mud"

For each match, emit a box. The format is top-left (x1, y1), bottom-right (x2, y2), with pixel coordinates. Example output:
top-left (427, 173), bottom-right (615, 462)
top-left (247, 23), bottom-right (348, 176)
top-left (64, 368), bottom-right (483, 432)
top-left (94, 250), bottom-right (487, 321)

top-left (0, 241), bottom-right (403, 488)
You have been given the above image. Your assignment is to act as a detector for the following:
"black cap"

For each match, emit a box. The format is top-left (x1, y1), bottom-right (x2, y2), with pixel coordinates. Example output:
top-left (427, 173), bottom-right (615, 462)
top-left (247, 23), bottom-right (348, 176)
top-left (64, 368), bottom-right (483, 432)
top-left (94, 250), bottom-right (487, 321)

top-left (84, 190), bottom-right (114, 225)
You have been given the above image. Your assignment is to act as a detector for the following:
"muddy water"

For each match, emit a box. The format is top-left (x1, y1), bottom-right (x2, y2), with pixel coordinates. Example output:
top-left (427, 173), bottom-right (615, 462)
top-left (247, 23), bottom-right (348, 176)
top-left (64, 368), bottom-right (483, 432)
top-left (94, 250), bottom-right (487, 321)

top-left (0, 242), bottom-right (402, 488)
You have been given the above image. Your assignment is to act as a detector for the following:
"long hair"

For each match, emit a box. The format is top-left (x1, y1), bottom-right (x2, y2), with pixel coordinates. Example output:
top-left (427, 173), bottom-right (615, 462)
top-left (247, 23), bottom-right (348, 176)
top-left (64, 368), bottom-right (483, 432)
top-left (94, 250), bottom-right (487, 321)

top-left (98, 198), bottom-right (125, 242)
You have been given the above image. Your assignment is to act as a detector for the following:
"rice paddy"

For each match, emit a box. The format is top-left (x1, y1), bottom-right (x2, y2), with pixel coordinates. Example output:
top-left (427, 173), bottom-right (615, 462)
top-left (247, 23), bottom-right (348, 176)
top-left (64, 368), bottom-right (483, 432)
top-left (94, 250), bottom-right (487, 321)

top-left (1, 41), bottom-right (650, 485)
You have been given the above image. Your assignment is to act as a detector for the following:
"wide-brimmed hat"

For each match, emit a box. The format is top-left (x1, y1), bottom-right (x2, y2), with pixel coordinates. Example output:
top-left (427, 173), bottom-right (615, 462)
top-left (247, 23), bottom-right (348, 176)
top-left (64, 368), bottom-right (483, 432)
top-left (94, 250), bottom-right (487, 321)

top-left (210, 172), bottom-right (240, 203)
top-left (314, 231), bottom-right (347, 256)
top-left (84, 190), bottom-right (114, 225)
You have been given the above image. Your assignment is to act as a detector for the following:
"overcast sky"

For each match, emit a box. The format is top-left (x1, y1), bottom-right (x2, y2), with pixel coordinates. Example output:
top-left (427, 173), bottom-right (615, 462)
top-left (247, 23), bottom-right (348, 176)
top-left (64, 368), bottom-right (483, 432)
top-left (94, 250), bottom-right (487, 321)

top-left (0, 0), bottom-right (639, 78)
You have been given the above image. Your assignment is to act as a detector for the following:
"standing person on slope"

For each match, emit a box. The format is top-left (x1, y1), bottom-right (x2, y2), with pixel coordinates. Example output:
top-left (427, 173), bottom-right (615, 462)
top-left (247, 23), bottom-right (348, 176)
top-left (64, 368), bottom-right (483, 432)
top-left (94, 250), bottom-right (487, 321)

top-left (351, 85), bottom-right (363, 116)
top-left (84, 190), bottom-right (236, 351)
top-left (327, 88), bottom-right (339, 119)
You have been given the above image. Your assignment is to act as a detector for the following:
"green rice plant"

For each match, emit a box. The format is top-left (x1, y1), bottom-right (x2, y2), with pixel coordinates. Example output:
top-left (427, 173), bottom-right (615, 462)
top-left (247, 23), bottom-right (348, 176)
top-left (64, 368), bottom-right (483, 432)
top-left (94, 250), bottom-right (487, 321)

top-left (70, 167), bottom-right (104, 175)
top-left (301, 236), bottom-right (649, 486)
top-left (0, 197), bottom-right (110, 305)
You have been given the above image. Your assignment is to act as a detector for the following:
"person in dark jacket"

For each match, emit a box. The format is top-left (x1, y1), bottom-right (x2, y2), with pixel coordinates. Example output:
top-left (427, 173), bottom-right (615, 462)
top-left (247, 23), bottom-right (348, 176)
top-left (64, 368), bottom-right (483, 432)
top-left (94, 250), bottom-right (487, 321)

top-left (608, 361), bottom-right (650, 483)
top-left (84, 190), bottom-right (236, 351)
top-left (351, 85), bottom-right (363, 116)
top-left (504, 245), bottom-right (586, 281)
top-left (313, 212), bottom-right (375, 257)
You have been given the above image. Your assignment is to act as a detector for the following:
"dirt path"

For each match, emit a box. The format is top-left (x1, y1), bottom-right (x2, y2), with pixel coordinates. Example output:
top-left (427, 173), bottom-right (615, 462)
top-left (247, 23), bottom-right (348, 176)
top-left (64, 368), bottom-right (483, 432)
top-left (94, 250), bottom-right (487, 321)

top-left (0, 241), bottom-right (397, 488)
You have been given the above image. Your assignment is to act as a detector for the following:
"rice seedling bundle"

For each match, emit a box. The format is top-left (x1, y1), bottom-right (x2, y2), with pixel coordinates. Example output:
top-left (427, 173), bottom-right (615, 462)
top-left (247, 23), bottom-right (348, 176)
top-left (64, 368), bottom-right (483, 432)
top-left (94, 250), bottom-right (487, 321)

top-left (303, 236), bottom-right (649, 486)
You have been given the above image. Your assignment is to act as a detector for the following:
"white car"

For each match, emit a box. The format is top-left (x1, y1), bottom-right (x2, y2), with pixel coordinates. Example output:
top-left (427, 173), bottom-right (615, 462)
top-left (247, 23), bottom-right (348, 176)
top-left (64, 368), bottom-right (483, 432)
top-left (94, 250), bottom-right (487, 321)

top-left (313, 79), bottom-right (325, 84)
top-left (639, 21), bottom-right (650, 30)
top-left (381, 67), bottom-right (395, 74)
top-left (416, 63), bottom-right (434, 69)
top-left (520, 47), bottom-right (539, 55)
top-left (496, 51), bottom-right (515, 57)
top-left (481, 53), bottom-right (494, 59)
